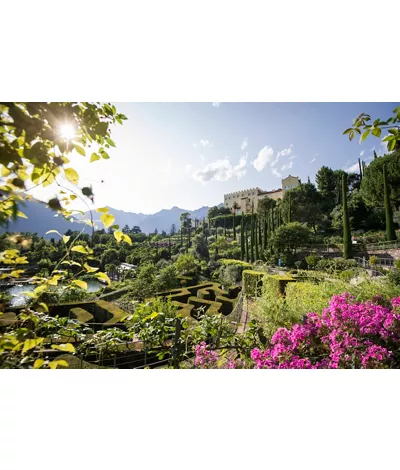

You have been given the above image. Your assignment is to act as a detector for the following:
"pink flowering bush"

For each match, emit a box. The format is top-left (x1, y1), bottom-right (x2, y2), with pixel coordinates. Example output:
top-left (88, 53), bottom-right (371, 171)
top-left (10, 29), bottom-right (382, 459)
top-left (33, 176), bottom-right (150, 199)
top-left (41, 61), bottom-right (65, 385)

top-left (194, 342), bottom-right (220, 368)
top-left (251, 293), bottom-right (400, 369)
top-left (194, 294), bottom-right (400, 369)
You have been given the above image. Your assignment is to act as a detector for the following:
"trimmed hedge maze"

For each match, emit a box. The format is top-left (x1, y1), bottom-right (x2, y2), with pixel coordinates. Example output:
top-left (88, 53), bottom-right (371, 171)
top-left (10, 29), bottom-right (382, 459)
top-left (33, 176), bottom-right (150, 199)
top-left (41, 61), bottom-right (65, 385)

top-left (49, 299), bottom-right (127, 329)
top-left (157, 282), bottom-right (241, 321)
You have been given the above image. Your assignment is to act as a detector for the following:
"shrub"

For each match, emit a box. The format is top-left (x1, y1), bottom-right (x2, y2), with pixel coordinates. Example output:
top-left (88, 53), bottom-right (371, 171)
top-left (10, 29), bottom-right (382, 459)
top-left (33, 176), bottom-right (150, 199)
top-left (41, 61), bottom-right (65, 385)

top-left (242, 270), bottom-right (266, 297)
top-left (250, 294), bottom-right (400, 369)
top-left (305, 254), bottom-right (320, 268)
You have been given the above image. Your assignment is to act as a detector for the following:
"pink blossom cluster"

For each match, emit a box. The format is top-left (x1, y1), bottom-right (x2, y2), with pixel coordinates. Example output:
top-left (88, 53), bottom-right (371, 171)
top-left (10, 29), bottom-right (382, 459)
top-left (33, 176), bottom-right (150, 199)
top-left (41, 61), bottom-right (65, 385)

top-left (251, 294), bottom-right (400, 369)
top-left (194, 342), bottom-right (220, 368)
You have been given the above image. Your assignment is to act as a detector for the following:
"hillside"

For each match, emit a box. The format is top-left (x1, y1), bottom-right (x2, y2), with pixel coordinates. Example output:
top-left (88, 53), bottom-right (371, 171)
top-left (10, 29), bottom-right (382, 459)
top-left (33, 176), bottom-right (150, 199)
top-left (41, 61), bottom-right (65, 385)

top-left (0, 199), bottom-right (222, 237)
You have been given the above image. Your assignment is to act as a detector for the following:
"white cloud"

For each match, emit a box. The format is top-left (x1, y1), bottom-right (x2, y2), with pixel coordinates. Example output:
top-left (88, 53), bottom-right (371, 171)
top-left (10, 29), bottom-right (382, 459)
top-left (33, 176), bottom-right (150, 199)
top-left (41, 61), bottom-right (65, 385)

top-left (241, 138), bottom-right (248, 151)
top-left (344, 162), bottom-right (359, 173)
top-left (289, 155), bottom-right (297, 160)
top-left (185, 164), bottom-right (192, 174)
top-left (310, 158), bottom-right (316, 163)
top-left (272, 168), bottom-right (281, 178)
top-left (212, 102), bottom-right (221, 108)
top-left (193, 154), bottom-right (248, 184)
top-left (281, 161), bottom-right (293, 171)
top-left (271, 144), bottom-right (294, 167)
top-left (193, 139), bottom-right (211, 149)
top-left (360, 149), bottom-right (365, 157)
top-left (252, 145), bottom-right (274, 172)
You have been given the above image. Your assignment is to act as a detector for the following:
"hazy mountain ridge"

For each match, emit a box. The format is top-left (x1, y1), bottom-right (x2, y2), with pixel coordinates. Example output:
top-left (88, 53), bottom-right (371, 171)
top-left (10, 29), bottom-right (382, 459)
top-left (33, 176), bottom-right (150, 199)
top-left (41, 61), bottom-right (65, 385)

top-left (0, 199), bottom-right (222, 237)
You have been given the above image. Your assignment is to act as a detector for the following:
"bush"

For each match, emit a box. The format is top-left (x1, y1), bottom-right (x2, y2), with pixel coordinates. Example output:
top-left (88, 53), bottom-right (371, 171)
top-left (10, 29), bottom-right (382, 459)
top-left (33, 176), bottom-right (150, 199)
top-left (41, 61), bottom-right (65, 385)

top-left (316, 257), bottom-right (357, 274)
top-left (387, 269), bottom-right (400, 286)
top-left (305, 254), bottom-right (320, 268)
top-left (250, 294), bottom-right (400, 368)
top-left (242, 270), bottom-right (266, 297)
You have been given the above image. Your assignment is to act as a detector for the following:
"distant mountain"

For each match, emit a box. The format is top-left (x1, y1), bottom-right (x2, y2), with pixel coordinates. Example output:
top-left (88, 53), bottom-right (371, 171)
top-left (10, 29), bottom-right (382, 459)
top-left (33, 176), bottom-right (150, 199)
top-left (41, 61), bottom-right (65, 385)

top-left (79, 204), bottom-right (220, 234)
top-left (0, 199), bottom-right (87, 238)
top-left (0, 199), bottom-right (223, 237)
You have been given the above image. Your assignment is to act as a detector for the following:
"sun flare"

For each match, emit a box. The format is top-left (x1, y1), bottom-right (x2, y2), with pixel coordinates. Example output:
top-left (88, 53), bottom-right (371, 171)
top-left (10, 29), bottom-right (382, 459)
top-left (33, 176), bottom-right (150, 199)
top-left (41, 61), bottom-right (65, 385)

top-left (59, 123), bottom-right (76, 140)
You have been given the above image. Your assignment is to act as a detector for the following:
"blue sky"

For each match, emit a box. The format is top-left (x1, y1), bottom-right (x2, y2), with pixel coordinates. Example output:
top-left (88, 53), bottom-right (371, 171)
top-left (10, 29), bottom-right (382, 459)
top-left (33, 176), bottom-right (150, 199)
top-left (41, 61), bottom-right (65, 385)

top-left (33, 102), bottom-right (399, 214)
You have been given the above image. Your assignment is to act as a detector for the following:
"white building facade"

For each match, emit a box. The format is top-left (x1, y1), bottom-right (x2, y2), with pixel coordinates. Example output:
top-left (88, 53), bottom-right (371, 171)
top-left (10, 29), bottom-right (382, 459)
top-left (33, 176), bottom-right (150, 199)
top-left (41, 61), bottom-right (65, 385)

top-left (223, 175), bottom-right (300, 214)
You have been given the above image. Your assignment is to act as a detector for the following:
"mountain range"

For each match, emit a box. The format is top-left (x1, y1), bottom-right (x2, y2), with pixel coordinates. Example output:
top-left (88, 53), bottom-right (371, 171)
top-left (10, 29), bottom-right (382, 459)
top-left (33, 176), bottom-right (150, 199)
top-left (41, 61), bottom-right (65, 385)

top-left (0, 199), bottom-right (222, 238)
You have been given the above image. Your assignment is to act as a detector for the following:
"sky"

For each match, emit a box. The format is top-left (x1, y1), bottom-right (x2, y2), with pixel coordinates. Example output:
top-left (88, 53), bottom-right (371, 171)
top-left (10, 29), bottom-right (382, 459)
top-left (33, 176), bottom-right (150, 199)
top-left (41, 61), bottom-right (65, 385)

top-left (32, 102), bottom-right (398, 214)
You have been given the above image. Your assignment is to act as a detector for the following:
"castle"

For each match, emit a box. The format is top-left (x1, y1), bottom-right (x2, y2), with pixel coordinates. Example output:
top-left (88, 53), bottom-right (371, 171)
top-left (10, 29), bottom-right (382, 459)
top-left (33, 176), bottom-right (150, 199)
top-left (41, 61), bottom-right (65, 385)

top-left (223, 175), bottom-right (300, 214)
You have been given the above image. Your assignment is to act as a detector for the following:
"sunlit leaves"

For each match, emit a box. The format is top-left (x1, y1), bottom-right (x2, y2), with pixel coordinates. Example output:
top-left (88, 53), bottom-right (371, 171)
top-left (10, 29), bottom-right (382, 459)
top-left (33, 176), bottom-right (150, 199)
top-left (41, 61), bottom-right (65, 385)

top-left (62, 235), bottom-right (71, 244)
top-left (114, 230), bottom-right (132, 246)
top-left (83, 263), bottom-right (99, 273)
top-left (72, 279), bottom-right (88, 290)
top-left (49, 360), bottom-right (69, 369)
top-left (64, 167), bottom-right (79, 184)
top-left (73, 143), bottom-right (86, 156)
top-left (101, 213), bottom-right (115, 229)
top-left (96, 207), bottom-right (109, 213)
top-left (95, 272), bottom-right (111, 285)
top-left (46, 229), bottom-right (62, 237)
top-left (22, 338), bottom-right (44, 354)
top-left (33, 359), bottom-right (44, 369)
top-left (51, 343), bottom-right (76, 353)
top-left (71, 245), bottom-right (93, 255)
top-left (90, 152), bottom-right (101, 162)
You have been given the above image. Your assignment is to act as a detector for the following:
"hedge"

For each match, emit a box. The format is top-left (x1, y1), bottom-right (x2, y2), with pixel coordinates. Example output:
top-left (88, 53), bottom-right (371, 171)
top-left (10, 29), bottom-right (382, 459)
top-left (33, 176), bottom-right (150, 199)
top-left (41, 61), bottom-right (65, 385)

top-left (188, 297), bottom-right (222, 319)
top-left (69, 307), bottom-right (94, 324)
top-left (242, 270), bottom-right (266, 297)
top-left (243, 271), bottom-right (295, 298)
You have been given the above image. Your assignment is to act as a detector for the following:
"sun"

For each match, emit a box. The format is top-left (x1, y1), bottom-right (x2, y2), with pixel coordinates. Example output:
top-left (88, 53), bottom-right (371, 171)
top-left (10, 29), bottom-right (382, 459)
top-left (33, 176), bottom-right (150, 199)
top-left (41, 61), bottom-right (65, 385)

top-left (59, 123), bottom-right (76, 140)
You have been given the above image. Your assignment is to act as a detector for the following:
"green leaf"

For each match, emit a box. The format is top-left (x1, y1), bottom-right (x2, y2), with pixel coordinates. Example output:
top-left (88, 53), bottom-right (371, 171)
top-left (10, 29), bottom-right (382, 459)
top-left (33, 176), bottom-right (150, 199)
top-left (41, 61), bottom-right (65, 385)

top-left (73, 144), bottom-right (86, 156)
top-left (96, 122), bottom-right (108, 137)
top-left (95, 272), bottom-right (111, 285)
top-left (71, 245), bottom-right (92, 254)
top-left (90, 152), bottom-right (101, 162)
top-left (388, 139), bottom-right (397, 151)
top-left (96, 207), bottom-right (109, 213)
top-left (64, 168), bottom-right (79, 185)
top-left (343, 128), bottom-right (352, 135)
top-left (51, 343), bottom-right (76, 353)
top-left (34, 359), bottom-right (45, 369)
top-left (114, 230), bottom-right (123, 243)
top-left (101, 213), bottom-right (115, 229)
top-left (106, 138), bottom-right (116, 147)
top-left (349, 130), bottom-right (354, 141)
top-left (17, 211), bottom-right (28, 219)
top-left (62, 235), bottom-right (71, 244)
top-left (22, 338), bottom-right (44, 354)
top-left (360, 130), bottom-right (370, 142)
top-left (49, 360), bottom-right (69, 369)
top-left (371, 127), bottom-right (381, 137)
top-left (84, 263), bottom-right (99, 273)
top-left (72, 279), bottom-right (88, 290)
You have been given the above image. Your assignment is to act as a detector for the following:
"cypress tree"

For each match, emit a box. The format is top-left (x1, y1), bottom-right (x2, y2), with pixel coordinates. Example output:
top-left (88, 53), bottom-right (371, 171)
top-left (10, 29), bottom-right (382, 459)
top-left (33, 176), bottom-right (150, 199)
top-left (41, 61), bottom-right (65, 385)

top-left (258, 216), bottom-right (262, 259)
top-left (288, 192), bottom-right (291, 223)
top-left (215, 218), bottom-right (218, 241)
top-left (342, 173), bottom-right (352, 259)
top-left (240, 216), bottom-right (245, 260)
top-left (358, 158), bottom-right (363, 181)
top-left (263, 214), bottom-right (268, 252)
top-left (255, 216), bottom-right (259, 260)
top-left (383, 163), bottom-right (397, 241)
top-left (224, 217), bottom-right (227, 237)
top-left (233, 214), bottom-right (236, 240)
top-left (245, 218), bottom-right (249, 262)
top-left (250, 213), bottom-right (255, 263)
